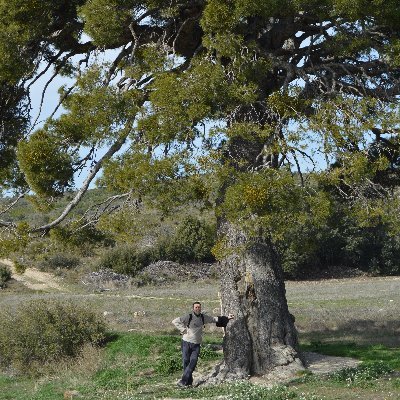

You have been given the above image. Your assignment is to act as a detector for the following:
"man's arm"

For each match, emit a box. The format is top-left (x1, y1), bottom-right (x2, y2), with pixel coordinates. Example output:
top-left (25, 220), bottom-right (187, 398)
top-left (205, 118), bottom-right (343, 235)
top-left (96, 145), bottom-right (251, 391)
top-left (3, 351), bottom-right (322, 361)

top-left (216, 314), bottom-right (235, 328)
top-left (203, 314), bottom-right (218, 324)
top-left (172, 316), bottom-right (189, 334)
top-left (203, 313), bottom-right (235, 327)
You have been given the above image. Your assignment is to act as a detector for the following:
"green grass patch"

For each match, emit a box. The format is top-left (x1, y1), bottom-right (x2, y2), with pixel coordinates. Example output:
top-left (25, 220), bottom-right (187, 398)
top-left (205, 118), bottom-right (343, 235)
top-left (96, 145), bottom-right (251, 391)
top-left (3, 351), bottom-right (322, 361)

top-left (0, 376), bottom-right (25, 400)
top-left (0, 376), bottom-right (12, 386)
top-left (0, 332), bottom-right (224, 400)
top-left (0, 378), bottom-right (64, 400)
top-left (329, 361), bottom-right (393, 386)
top-left (93, 332), bottom-right (222, 392)
top-left (105, 332), bottom-right (180, 360)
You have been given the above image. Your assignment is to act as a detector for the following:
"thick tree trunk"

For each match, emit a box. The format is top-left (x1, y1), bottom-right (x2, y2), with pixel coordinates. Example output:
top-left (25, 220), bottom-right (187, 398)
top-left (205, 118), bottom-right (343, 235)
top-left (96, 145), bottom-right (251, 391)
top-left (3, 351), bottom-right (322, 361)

top-left (209, 221), bottom-right (304, 381)
top-left (201, 109), bottom-right (304, 382)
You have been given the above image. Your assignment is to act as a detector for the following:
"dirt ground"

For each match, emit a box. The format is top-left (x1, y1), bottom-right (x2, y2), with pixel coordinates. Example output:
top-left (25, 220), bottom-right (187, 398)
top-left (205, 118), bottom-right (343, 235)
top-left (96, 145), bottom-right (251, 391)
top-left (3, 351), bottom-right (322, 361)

top-left (0, 258), bottom-right (64, 291)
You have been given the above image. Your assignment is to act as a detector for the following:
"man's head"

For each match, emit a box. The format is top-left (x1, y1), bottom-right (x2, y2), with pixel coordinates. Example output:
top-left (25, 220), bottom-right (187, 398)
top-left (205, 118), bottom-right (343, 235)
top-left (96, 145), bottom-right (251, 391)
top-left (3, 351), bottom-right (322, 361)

top-left (192, 302), bottom-right (201, 315)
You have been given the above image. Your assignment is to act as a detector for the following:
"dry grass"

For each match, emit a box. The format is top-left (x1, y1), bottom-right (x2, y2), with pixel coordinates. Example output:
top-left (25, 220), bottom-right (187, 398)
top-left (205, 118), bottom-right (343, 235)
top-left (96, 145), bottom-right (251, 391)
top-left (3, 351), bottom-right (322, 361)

top-left (286, 276), bottom-right (400, 346)
top-left (1, 273), bottom-right (399, 346)
top-left (33, 344), bottom-right (104, 380)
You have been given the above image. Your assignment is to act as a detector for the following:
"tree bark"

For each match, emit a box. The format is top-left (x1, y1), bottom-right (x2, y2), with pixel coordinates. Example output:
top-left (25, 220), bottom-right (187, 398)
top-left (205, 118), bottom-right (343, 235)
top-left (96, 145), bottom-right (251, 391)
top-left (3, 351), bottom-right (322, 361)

top-left (210, 221), bottom-right (304, 381)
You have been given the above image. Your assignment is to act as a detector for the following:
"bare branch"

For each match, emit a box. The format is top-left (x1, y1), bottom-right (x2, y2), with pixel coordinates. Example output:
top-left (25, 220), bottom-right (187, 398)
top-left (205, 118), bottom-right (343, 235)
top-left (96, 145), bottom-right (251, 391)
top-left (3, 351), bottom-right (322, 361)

top-left (0, 193), bottom-right (26, 217)
top-left (72, 146), bottom-right (97, 173)
top-left (73, 191), bottom-right (134, 232)
top-left (48, 84), bottom-right (76, 120)
top-left (26, 50), bottom-right (64, 90)
top-left (28, 50), bottom-right (84, 132)
top-left (0, 220), bottom-right (16, 228)
top-left (290, 150), bottom-right (305, 186)
top-left (104, 44), bottom-right (133, 86)
top-left (29, 68), bottom-right (62, 132)
top-left (129, 23), bottom-right (139, 63)
top-left (30, 120), bottom-right (135, 233)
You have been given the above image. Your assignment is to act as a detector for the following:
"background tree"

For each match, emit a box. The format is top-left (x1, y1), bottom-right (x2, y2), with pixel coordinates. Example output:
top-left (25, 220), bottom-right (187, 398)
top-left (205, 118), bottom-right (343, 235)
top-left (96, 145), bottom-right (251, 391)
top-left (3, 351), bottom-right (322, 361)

top-left (0, 0), bottom-right (400, 380)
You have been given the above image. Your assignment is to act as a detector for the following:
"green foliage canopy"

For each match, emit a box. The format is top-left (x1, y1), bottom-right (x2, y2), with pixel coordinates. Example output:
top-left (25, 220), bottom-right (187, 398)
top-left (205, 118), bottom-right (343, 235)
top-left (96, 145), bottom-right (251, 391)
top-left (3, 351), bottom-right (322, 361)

top-left (0, 0), bottom-right (398, 249)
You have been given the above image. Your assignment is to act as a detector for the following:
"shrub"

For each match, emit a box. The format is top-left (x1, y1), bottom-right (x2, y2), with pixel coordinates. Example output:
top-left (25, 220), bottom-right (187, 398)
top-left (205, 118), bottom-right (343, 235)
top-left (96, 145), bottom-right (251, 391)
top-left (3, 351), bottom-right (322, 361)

top-left (0, 299), bottom-right (106, 374)
top-left (156, 352), bottom-right (181, 375)
top-left (0, 264), bottom-right (11, 288)
top-left (50, 224), bottom-right (115, 256)
top-left (379, 236), bottom-right (400, 275)
top-left (280, 246), bottom-right (318, 279)
top-left (343, 224), bottom-right (400, 275)
top-left (39, 252), bottom-right (81, 270)
top-left (96, 245), bottom-right (152, 276)
top-left (156, 216), bottom-right (216, 263)
top-left (13, 258), bottom-right (27, 274)
top-left (277, 209), bottom-right (400, 279)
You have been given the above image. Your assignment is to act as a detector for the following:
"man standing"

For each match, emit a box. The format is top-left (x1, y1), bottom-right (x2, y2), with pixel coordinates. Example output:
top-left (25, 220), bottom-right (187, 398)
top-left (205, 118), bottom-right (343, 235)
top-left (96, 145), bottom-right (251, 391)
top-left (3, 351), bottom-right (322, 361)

top-left (172, 301), bottom-right (234, 387)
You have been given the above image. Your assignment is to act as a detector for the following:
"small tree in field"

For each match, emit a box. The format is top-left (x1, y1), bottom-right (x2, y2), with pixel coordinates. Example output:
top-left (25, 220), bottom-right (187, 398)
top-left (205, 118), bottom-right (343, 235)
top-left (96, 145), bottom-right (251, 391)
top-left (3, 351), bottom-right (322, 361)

top-left (0, 264), bottom-right (11, 288)
top-left (1, 0), bottom-right (400, 380)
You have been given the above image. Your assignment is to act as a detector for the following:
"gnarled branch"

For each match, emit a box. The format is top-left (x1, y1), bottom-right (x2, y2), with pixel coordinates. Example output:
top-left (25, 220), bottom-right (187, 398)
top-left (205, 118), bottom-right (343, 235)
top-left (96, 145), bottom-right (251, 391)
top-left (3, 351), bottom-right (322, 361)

top-left (30, 119), bottom-right (135, 233)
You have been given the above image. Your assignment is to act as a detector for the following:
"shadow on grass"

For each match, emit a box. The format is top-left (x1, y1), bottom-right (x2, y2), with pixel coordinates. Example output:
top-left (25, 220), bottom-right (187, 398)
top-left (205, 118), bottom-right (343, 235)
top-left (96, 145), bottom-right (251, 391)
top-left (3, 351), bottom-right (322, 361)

top-left (101, 332), bottom-right (120, 345)
top-left (299, 318), bottom-right (400, 347)
top-left (300, 341), bottom-right (400, 370)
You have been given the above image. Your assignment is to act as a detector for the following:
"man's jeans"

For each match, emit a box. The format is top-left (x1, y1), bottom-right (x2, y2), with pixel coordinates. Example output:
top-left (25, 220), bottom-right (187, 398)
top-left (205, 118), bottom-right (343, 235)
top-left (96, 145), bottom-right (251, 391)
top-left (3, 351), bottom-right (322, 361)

top-left (180, 340), bottom-right (200, 386)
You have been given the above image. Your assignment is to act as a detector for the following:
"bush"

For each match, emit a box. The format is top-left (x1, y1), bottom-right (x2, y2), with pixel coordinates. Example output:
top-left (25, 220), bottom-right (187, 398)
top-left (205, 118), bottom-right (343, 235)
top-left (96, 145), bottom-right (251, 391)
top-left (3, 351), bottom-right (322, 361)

top-left (50, 224), bottom-right (115, 256)
top-left (156, 216), bottom-right (216, 263)
top-left (0, 299), bottom-right (106, 374)
top-left (0, 264), bottom-right (11, 288)
top-left (13, 258), bottom-right (27, 274)
top-left (277, 208), bottom-right (400, 279)
top-left (379, 236), bottom-right (400, 275)
top-left (96, 245), bottom-right (152, 276)
top-left (39, 252), bottom-right (81, 270)
top-left (156, 352), bottom-right (181, 375)
top-left (343, 224), bottom-right (400, 275)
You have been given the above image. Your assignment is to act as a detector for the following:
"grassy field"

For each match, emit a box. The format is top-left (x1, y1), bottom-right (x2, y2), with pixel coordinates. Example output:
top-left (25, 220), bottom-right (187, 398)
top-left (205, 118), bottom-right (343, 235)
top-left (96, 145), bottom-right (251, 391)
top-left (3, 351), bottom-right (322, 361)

top-left (1, 274), bottom-right (400, 399)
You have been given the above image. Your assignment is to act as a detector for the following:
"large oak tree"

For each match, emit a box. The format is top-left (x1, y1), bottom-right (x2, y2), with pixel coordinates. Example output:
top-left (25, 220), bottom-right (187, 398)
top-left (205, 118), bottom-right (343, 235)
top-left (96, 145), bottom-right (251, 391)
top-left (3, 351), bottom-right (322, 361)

top-left (1, 0), bottom-right (400, 380)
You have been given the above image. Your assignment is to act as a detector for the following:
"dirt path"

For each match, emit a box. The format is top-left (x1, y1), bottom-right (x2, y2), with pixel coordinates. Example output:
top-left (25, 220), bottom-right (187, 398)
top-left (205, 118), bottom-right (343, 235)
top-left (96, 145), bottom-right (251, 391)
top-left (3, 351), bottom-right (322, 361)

top-left (302, 351), bottom-right (361, 374)
top-left (0, 258), bottom-right (65, 291)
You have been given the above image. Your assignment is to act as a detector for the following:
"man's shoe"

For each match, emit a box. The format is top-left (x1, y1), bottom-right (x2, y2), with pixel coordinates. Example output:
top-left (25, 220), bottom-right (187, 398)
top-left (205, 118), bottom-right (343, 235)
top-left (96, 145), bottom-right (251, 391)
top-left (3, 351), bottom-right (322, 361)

top-left (176, 381), bottom-right (187, 388)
